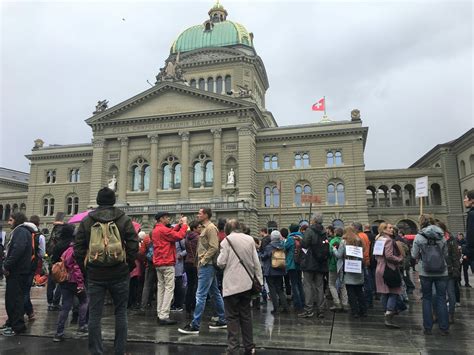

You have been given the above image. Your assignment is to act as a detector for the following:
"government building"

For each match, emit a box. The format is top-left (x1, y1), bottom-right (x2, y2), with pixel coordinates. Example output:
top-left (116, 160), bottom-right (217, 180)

top-left (1, 3), bottom-right (472, 235)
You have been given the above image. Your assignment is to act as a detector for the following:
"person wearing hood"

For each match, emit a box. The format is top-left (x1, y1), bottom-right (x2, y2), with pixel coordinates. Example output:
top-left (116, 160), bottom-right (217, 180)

top-left (411, 214), bottom-right (449, 336)
top-left (74, 187), bottom-right (138, 355)
top-left (261, 230), bottom-right (288, 314)
top-left (46, 212), bottom-right (66, 311)
top-left (284, 224), bottom-right (305, 312)
top-left (1, 212), bottom-right (31, 336)
top-left (184, 220), bottom-right (201, 316)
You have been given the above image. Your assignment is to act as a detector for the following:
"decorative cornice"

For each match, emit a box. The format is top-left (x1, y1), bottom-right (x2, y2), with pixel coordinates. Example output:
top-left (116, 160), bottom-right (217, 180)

top-left (256, 128), bottom-right (368, 142)
top-left (27, 151), bottom-right (93, 161)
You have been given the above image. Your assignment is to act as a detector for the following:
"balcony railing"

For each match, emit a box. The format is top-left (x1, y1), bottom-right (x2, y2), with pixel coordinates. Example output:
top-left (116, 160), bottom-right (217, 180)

top-left (121, 201), bottom-right (253, 215)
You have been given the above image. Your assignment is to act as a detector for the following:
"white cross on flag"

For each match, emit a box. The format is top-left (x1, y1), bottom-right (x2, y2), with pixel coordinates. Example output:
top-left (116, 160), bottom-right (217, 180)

top-left (312, 97), bottom-right (325, 111)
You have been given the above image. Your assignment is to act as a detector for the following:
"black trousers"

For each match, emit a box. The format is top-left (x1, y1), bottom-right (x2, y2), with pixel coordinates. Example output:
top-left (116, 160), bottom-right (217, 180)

top-left (5, 273), bottom-right (29, 332)
top-left (224, 290), bottom-right (255, 355)
top-left (184, 264), bottom-right (198, 313)
top-left (346, 284), bottom-right (367, 316)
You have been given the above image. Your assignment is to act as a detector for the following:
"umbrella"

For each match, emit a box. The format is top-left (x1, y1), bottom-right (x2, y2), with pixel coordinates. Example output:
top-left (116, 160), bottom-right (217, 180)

top-left (68, 210), bottom-right (94, 224)
top-left (132, 221), bottom-right (142, 233)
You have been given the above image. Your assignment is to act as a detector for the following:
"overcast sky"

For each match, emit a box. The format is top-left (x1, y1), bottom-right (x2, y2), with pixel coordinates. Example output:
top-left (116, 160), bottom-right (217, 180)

top-left (1, 0), bottom-right (472, 173)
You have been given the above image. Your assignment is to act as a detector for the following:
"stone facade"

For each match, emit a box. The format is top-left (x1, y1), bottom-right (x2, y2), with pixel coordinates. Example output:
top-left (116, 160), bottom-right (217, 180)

top-left (0, 5), bottom-right (472, 235)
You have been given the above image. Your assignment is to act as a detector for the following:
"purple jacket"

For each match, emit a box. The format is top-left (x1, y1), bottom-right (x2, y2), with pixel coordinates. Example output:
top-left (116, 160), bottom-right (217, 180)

top-left (62, 245), bottom-right (85, 289)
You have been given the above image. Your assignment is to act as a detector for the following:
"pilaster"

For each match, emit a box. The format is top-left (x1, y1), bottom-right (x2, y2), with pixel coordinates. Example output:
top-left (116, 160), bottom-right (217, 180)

top-left (179, 131), bottom-right (190, 200)
top-left (211, 128), bottom-right (222, 199)
top-left (148, 134), bottom-right (159, 201)
top-left (89, 138), bottom-right (106, 205)
top-left (118, 137), bottom-right (129, 203)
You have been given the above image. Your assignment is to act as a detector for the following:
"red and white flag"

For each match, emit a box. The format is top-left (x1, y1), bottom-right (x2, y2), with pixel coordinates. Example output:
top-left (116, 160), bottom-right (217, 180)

top-left (312, 97), bottom-right (325, 111)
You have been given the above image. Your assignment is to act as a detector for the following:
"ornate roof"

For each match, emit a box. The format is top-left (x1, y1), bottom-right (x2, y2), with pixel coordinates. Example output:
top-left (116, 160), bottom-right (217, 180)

top-left (170, 2), bottom-right (253, 54)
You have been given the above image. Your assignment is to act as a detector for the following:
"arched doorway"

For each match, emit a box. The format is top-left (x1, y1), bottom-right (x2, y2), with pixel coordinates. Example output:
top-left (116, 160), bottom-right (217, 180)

top-left (397, 219), bottom-right (418, 235)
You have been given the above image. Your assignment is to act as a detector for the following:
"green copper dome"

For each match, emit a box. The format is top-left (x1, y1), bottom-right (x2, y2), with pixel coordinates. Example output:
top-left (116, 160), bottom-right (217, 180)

top-left (170, 3), bottom-right (253, 53)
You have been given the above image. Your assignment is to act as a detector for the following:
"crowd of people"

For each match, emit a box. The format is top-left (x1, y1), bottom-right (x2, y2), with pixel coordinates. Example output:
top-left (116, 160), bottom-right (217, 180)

top-left (0, 187), bottom-right (473, 355)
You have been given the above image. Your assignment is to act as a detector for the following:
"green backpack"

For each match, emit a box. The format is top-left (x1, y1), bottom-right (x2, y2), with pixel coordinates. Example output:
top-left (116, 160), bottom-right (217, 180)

top-left (87, 221), bottom-right (125, 266)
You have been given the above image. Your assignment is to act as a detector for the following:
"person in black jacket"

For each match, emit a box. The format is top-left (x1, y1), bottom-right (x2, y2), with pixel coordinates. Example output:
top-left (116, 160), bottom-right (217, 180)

top-left (74, 187), bottom-right (138, 355)
top-left (298, 212), bottom-right (329, 319)
top-left (47, 212), bottom-right (66, 311)
top-left (463, 190), bottom-right (474, 278)
top-left (1, 212), bottom-right (32, 336)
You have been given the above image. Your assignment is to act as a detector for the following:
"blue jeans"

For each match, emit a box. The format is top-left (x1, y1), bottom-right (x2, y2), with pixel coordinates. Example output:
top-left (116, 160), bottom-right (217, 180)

top-left (87, 275), bottom-right (129, 355)
top-left (446, 278), bottom-right (456, 315)
top-left (191, 264), bottom-right (226, 329)
top-left (420, 276), bottom-right (449, 331)
top-left (288, 269), bottom-right (305, 310)
top-left (381, 293), bottom-right (398, 312)
top-left (57, 283), bottom-right (88, 335)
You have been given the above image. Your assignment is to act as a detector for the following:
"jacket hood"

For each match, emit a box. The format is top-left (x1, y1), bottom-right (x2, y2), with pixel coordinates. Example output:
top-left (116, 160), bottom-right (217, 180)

top-left (270, 240), bottom-right (284, 249)
top-left (420, 225), bottom-right (444, 240)
top-left (186, 231), bottom-right (200, 240)
top-left (289, 232), bottom-right (302, 237)
top-left (21, 222), bottom-right (39, 233)
top-left (88, 206), bottom-right (125, 223)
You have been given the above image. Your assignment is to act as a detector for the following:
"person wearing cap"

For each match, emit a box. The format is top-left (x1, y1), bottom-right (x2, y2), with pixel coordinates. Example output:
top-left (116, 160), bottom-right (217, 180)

top-left (74, 187), bottom-right (138, 355)
top-left (151, 211), bottom-right (188, 325)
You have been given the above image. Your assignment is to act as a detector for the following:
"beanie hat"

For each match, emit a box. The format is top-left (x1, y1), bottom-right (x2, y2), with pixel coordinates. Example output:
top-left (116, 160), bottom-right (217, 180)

top-left (96, 187), bottom-right (116, 206)
top-left (270, 230), bottom-right (281, 241)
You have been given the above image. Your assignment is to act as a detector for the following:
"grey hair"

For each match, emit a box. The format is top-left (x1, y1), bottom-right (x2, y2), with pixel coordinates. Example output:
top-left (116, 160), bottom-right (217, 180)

top-left (224, 219), bottom-right (242, 236)
top-left (311, 212), bottom-right (323, 224)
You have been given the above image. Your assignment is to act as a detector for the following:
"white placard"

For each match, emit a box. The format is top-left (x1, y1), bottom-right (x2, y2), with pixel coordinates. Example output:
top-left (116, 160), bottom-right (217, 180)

top-left (373, 239), bottom-right (386, 256)
top-left (344, 259), bottom-right (362, 273)
top-left (416, 176), bottom-right (429, 197)
top-left (345, 245), bottom-right (363, 259)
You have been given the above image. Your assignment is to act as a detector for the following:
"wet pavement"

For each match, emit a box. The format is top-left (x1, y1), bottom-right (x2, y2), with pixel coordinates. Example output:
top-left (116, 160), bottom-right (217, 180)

top-left (0, 274), bottom-right (473, 354)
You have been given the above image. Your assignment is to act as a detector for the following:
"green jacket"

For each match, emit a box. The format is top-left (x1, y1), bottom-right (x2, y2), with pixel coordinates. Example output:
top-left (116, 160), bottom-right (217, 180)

top-left (328, 235), bottom-right (342, 272)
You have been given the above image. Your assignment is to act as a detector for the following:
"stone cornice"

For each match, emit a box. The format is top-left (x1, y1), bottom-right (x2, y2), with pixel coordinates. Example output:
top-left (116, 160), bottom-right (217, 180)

top-left (26, 150), bottom-right (93, 161)
top-left (256, 127), bottom-right (368, 142)
top-left (0, 178), bottom-right (29, 189)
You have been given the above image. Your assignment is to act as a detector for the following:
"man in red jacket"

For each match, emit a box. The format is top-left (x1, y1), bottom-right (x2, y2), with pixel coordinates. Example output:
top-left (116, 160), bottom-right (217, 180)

top-left (152, 212), bottom-right (188, 325)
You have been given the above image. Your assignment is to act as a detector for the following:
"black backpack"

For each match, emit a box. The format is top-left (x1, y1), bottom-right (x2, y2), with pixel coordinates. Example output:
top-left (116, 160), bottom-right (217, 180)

top-left (420, 233), bottom-right (446, 273)
top-left (311, 226), bottom-right (329, 262)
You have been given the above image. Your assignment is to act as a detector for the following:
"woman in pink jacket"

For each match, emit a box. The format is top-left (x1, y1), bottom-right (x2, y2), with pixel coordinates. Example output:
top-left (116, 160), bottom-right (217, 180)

top-left (53, 243), bottom-right (89, 342)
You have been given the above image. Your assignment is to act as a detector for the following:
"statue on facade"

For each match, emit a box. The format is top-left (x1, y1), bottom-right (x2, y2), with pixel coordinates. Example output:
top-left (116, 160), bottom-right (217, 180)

top-left (236, 85), bottom-right (252, 98)
top-left (93, 100), bottom-right (109, 114)
top-left (33, 138), bottom-right (44, 150)
top-left (351, 109), bottom-right (361, 121)
top-left (108, 174), bottom-right (117, 191)
top-left (155, 52), bottom-right (185, 83)
top-left (227, 168), bottom-right (235, 185)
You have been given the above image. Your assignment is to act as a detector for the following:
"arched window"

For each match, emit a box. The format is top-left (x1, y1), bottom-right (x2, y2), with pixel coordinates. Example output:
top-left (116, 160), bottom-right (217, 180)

top-left (295, 154), bottom-right (302, 168)
top-left (404, 184), bottom-right (415, 206)
top-left (263, 155), bottom-right (271, 170)
top-left (470, 155), bottom-right (474, 175)
top-left (43, 197), bottom-right (54, 216)
top-left (216, 76), bottom-right (223, 94)
top-left (304, 185), bottom-right (311, 195)
top-left (264, 187), bottom-right (271, 207)
top-left (132, 166), bottom-right (141, 191)
top-left (205, 161), bottom-right (213, 187)
top-left (163, 164), bottom-right (172, 189)
top-left (207, 77), bottom-right (214, 92)
top-left (224, 75), bottom-right (232, 93)
top-left (4, 204), bottom-right (11, 220)
top-left (267, 221), bottom-right (278, 233)
top-left (327, 184), bottom-right (336, 205)
top-left (271, 155), bottom-right (278, 169)
top-left (272, 186), bottom-right (280, 207)
top-left (295, 185), bottom-right (303, 206)
top-left (335, 151), bottom-right (342, 166)
top-left (66, 196), bottom-right (79, 215)
top-left (366, 186), bottom-right (376, 207)
top-left (431, 183), bottom-right (442, 205)
top-left (174, 163), bottom-right (181, 189)
top-left (460, 160), bottom-right (466, 178)
top-left (336, 183), bottom-right (345, 205)
top-left (0, 205), bottom-right (3, 220)
top-left (190, 79), bottom-right (196, 88)
top-left (12, 204), bottom-right (18, 213)
top-left (193, 162), bottom-right (202, 188)
top-left (327, 152), bottom-right (334, 166)
top-left (198, 78), bottom-right (205, 90)
top-left (143, 165), bottom-right (150, 191)
top-left (332, 219), bottom-right (344, 228)
top-left (302, 153), bottom-right (310, 168)
top-left (20, 203), bottom-right (26, 213)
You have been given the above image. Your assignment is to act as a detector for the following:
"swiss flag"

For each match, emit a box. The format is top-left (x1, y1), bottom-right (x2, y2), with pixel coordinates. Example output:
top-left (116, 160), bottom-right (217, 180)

top-left (312, 98), bottom-right (325, 111)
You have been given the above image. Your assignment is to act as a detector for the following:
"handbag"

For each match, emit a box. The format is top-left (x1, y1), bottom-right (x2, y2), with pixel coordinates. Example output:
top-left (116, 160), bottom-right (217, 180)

top-left (226, 237), bottom-right (262, 296)
top-left (383, 264), bottom-right (402, 288)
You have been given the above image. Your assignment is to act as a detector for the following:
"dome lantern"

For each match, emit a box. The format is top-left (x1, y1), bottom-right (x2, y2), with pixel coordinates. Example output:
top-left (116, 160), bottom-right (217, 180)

top-left (208, 0), bottom-right (228, 23)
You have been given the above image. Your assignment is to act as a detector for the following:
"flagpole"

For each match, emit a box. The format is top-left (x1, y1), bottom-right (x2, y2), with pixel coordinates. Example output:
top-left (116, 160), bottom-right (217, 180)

top-left (323, 96), bottom-right (326, 116)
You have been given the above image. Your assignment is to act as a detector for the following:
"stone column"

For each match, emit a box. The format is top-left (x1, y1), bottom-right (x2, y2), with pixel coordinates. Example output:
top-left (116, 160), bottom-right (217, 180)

top-left (89, 138), bottom-right (105, 205)
top-left (118, 137), bottom-right (129, 203)
top-left (179, 131), bottom-right (190, 200)
top-left (388, 188), bottom-right (393, 207)
top-left (211, 128), bottom-right (222, 199)
top-left (237, 125), bottom-right (256, 200)
top-left (401, 188), bottom-right (406, 207)
top-left (375, 189), bottom-right (380, 207)
top-left (148, 134), bottom-right (159, 202)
